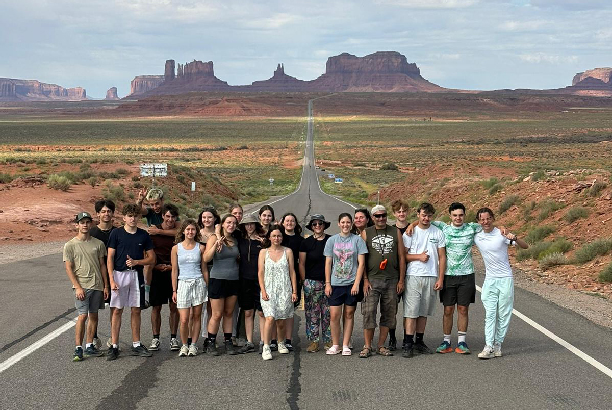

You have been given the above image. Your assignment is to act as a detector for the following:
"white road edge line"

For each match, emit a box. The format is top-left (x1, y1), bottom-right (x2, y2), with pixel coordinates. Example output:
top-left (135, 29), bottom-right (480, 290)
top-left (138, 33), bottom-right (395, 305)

top-left (0, 318), bottom-right (77, 374)
top-left (475, 285), bottom-right (612, 379)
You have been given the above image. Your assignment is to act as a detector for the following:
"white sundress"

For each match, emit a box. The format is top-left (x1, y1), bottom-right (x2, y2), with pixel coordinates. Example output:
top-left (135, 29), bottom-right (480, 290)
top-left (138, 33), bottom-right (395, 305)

top-left (260, 248), bottom-right (293, 319)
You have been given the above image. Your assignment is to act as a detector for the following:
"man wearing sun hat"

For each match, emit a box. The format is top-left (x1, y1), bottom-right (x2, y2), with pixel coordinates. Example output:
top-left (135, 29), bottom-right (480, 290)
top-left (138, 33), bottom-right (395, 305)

top-left (63, 212), bottom-right (109, 362)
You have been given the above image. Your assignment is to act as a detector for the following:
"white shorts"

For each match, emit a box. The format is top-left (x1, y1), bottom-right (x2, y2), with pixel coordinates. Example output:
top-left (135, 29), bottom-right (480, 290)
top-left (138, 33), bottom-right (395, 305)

top-left (177, 277), bottom-right (207, 309)
top-left (403, 276), bottom-right (437, 318)
top-left (110, 270), bottom-right (142, 309)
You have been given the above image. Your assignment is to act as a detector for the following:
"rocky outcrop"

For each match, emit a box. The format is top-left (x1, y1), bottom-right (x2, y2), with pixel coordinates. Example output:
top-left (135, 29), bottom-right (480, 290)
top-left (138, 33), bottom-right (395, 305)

top-left (248, 64), bottom-right (307, 92)
top-left (143, 60), bottom-right (229, 95)
top-left (105, 87), bottom-right (119, 100)
top-left (130, 75), bottom-right (164, 96)
top-left (0, 78), bottom-right (86, 101)
top-left (572, 68), bottom-right (612, 86)
top-left (164, 60), bottom-right (175, 82)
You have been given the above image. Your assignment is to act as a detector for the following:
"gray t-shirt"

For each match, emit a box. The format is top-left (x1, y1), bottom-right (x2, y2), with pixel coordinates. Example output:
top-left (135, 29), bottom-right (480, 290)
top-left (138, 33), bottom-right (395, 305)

top-left (323, 233), bottom-right (368, 286)
top-left (210, 242), bottom-right (239, 280)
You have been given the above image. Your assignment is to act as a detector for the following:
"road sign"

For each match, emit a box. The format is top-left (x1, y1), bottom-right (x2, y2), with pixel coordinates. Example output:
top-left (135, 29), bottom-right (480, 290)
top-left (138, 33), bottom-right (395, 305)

top-left (140, 163), bottom-right (167, 177)
top-left (328, 173), bottom-right (335, 178)
top-left (335, 178), bottom-right (343, 184)
top-left (269, 178), bottom-right (274, 186)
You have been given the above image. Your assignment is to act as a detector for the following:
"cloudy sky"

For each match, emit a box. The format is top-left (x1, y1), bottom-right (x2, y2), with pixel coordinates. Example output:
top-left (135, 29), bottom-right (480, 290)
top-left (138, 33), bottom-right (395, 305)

top-left (1, 0), bottom-right (611, 97)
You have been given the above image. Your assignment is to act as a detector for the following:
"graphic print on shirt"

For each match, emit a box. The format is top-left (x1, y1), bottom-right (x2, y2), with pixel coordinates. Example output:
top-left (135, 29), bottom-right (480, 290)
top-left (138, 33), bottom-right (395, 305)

top-left (372, 234), bottom-right (394, 256)
top-left (333, 241), bottom-right (355, 280)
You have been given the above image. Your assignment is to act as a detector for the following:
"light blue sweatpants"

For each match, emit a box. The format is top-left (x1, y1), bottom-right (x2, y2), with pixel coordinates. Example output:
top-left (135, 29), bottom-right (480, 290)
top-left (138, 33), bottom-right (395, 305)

top-left (480, 277), bottom-right (514, 347)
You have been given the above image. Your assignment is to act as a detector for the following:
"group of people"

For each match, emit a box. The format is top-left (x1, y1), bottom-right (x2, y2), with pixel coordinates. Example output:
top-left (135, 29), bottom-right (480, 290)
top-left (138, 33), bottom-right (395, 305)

top-left (64, 187), bottom-right (527, 363)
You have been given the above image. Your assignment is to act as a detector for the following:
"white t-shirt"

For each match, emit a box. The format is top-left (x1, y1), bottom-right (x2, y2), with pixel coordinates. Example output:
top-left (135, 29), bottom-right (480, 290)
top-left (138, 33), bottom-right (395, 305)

top-left (474, 227), bottom-right (514, 279)
top-left (403, 225), bottom-right (445, 277)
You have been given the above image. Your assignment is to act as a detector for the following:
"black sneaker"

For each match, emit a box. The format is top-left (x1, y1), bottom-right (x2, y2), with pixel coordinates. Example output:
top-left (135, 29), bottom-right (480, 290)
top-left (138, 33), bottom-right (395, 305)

top-left (73, 347), bottom-right (84, 362)
top-left (107, 347), bottom-right (119, 361)
top-left (414, 341), bottom-right (433, 355)
top-left (239, 342), bottom-right (255, 354)
top-left (84, 345), bottom-right (104, 357)
top-left (270, 341), bottom-right (278, 351)
top-left (131, 344), bottom-right (153, 357)
top-left (402, 343), bottom-right (414, 358)
top-left (388, 338), bottom-right (397, 351)
top-left (206, 342), bottom-right (220, 356)
top-left (285, 342), bottom-right (294, 352)
top-left (225, 340), bottom-right (237, 355)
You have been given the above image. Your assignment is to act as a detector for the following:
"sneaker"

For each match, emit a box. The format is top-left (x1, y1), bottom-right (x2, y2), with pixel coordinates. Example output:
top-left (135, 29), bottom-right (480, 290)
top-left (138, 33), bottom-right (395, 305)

top-left (285, 342), bottom-right (294, 352)
top-left (262, 345), bottom-right (272, 361)
top-left (188, 344), bottom-right (198, 357)
top-left (388, 338), bottom-right (397, 351)
top-left (326, 345), bottom-right (341, 355)
top-left (414, 341), bottom-right (433, 355)
top-left (278, 342), bottom-right (289, 354)
top-left (107, 347), bottom-right (119, 361)
top-left (236, 337), bottom-right (247, 347)
top-left (106, 338), bottom-right (113, 349)
top-left (258, 342), bottom-right (264, 354)
top-left (149, 338), bottom-right (160, 351)
top-left (306, 341), bottom-right (319, 353)
top-left (270, 341), bottom-right (278, 351)
top-left (323, 341), bottom-right (333, 351)
top-left (239, 342), bottom-right (256, 354)
top-left (402, 343), bottom-right (414, 358)
top-left (348, 337), bottom-right (354, 350)
top-left (455, 342), bottom-right (471, 354)
top-left (436, 341), bottom-right (453, 354)
top-left (84, 345), bottom-right (104, 357)
top-left (131, 344), bottom-right (153, 357)
top-left (73, 347), bottom-right (84, 362)
top-left (170, 338), bottom-right (180, 351)
top-left (493, 343), bottom-right (502, 357)
top-left (178, 345), bottom-right (189, 357)
top-left (478, 345), bottom-right (495, 359)
top-left (206, 342), bottom-right (220, 356)
top-left (92, 337), bottom-right (101, 350)
top-left (232, 336), bottom-right (238, 346)
top-left (225, 340), bottom-right (238, 355)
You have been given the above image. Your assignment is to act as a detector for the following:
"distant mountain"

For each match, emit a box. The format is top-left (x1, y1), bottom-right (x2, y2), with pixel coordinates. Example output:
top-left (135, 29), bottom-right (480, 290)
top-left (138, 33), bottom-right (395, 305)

top-left (565, 67), bottom-right (612, 96)
top-left (0, 78), bottom-right (86, 101)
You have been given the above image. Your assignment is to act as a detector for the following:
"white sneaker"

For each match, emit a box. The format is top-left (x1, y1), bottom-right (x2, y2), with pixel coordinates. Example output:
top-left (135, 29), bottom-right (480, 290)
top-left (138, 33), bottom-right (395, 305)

top-left (170, 338), bottom-right (180, 351)
top-left (262, 345), bottom-right (273, 361)
top-left (178, 345), bottom-right (189, 357)
top-left (493, 343), bottom-right (502, 357)
top-left (278, 342), bottom-right (289, 354)
top-left (149, 338), bottom-right (160, 351)
top-left (478, 345), bottom-right (495, 359)
top-left (93, 337), bottom-right (101, 350)
top-left (188, 344), bottom-right (198, 356)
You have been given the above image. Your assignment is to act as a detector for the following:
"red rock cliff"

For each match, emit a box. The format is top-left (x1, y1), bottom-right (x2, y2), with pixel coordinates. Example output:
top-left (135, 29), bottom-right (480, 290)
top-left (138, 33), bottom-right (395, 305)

top-left (130, 75), bottom-right (164, 96)
top-left (325, 51), bottom-right (421, 75)
top-left (572, 68), bottom-right (612, 86)
top-left (0, 78), bottom-right (86, 101)
top-left (105, 87), bottom-right (119, 100)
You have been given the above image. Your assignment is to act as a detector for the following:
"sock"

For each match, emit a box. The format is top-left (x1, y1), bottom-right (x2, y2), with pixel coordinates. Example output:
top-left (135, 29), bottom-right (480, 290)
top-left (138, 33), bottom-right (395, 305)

top-left (133, 341), bottom-right (141, 348)
top-left (405, 334), bottom-right (414, 345)
top-left (271, 339), bottom-right (277, 345)
top-left (208, 333), bottom-right (217, 343)
top-left (416, 333), bottom-right (424, 344)
top-left (285, 339), bottom-right (292, 345)
top-left (458, 332), bottom-right (466, 344)
top-left (93, 331), bottom-right (98, 338)
top-left (171, 334), bottom-right (177, 339)
top-left (389, 329), bottom-right (396, 342)
top-left (76, 345), bottom-right (82, 350)
top-left (443, 334), bottom-right (451, 343)
top-left (153, 334), bottom-right (160, 340)
top-left (187, 337), bottom-right (192, 345)
top-left (112, 344), bottom-right (118, 349)
top-left (86, 343), bottom-right (92, 349)
top-left (259, 341), bottom-right (264, 345)
top-left (224, 333), bottom-right (232, 342)
top-left (403, 334), bottom-right (409, 345)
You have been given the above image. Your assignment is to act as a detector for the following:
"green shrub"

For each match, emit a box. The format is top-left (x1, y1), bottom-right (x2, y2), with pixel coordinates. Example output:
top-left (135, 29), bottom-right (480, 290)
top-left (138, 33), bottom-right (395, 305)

top-left (353, 162), bottom-right (366, 167)
top-left (499, 195), bottom-right (520, 214)
top-left (599, 263), bottom-right (612, 283)
top-left (87, 176), bottom-right (98, 187)
top-left (488, 184), bottom-right (502, 195)
top-left (537, 199), bottom-right (566, 222)
top-left (116, 168), bottom-right (130, 176)
top-left (101, 183), bottom-right (125, 202)
top-left (537, 238), bottom-right (573, 259)
top-left (525, 225), bottom-right (556, 244)
top-left (589, 182), bottom-right (607, 197)
top-left (531, 170), bottom-right (547, 182)
top-left (573, 238), bottom-right (612, 264)
top-left (47, 174), bottom-right (72, 191)
top-left (517, 241), bottom-right (551, 261)
top-left (380, 162), bottom-right (399, 171)
top-left (539, 252), bottom-right (569, 270)
top-left (0, 173), bottom-right (13, 184)
top-left (481, 177), bottom-right (499, 189)
top-left (564, 207), bottom-right (590, 223)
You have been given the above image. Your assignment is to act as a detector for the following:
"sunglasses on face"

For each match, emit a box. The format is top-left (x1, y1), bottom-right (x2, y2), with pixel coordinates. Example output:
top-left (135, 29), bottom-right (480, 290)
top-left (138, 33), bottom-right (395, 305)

top-left (373, 213), bottom-right (387, 218)
top-left (311, 221), bottom-right (324, 226)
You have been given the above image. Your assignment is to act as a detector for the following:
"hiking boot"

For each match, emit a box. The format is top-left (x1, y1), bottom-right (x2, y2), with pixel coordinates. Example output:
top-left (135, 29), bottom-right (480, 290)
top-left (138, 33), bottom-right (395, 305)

top-left (402, 343), bottom-right (414, 358)
top-left (436, 341), bottom-right (453, 354)
top-left (92, 337), bottom-right (101, 350)
top-left (178, 345), bottom-right (189, 357)
top-left (107, 347), bottom-right (119, 361)
top-left (225, 340), bottom-right (238, 355)
top-left (239, 342), bottom-right (256, 354)
top-left (455, 342), bottom-right (471, 354)
top-left (73, 347), bottom-right (84, 362)
top-left (262, 345), bottom-right (272, 361)
top-left (306, 341), bottom-right (320, 353)
top-left (278, 342), bottom-right (289, 354)
top-left (188, 344), bottom-right (199, 357)
top-left (258, 342), bottom-right (264, 354)
top-left (170, 338), bottom-right (180, 351)
top-left (414, 341), bottom-right (433, 355)
top-left (149, 338), bottom-right (160, 351)
top-left (84, 345), bottom-right (104, 357)
top-left (493, 343), bottom-right (502, 357)
top-left (131, 344), bottom-right (153, 357)
top-left (388, 338), bottom-right (397, 351)
top-left (206, 342), bottom-right (220, 356)
top-left (478, 345), bottom-right (494, 359)
top-left (323, 341), bottom-right (333, 351)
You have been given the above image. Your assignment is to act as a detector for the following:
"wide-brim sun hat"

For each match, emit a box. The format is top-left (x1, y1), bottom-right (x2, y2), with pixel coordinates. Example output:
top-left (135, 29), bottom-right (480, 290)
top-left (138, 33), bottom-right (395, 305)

top-left (239, 213), bottom-right (263, 229)
top-left (306, 214), bottom-right (331, 230)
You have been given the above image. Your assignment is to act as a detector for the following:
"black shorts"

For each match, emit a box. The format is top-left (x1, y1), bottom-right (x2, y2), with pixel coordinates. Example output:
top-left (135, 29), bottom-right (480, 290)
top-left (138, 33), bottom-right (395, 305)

top-left (294, 279), bottom-right (303, 308)
top-left (208, 278), bottom-right (239, 299)
top-left (238, 278), bottom-right (261, 311)
top-left (440, 274), bottom-right (476, 306)
top-left (328, 285), bottom-right (358, 307)
top-left (150, 269), bottom-right (173, 306)
top-left (138, 270), bottom-right (148, 310)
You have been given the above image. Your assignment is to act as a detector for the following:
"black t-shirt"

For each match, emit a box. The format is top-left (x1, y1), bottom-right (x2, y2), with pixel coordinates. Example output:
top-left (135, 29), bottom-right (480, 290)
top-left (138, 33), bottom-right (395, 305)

top-left (282, 233), bottom-right (303, 274)
top-left (238, 237), bottom-right (263, 281)
top-left (107, 227), bottom-right (154, 272)
top-left (150, 224), bottom-right (174, 266)
top-left (90, 225), bottom-right (117, 248)
top-left (394, 223), bottom-right (408, 235)
top-left (299, 234), bottom-right (330, 281)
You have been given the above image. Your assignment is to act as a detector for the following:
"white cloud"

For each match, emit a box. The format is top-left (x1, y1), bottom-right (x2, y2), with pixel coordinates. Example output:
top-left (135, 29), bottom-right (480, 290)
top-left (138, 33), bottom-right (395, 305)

top-left (375, 0), bottom-right (478, 8)
top-left (519, 53), bottom-right (578, 64)
top-left (500, 20), bottom-right (547, 31)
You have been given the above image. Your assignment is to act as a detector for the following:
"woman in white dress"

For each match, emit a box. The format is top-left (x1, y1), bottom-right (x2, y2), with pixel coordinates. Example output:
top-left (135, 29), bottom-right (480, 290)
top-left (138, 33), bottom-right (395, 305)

top-left (258, 225), bottom-right (298, 360)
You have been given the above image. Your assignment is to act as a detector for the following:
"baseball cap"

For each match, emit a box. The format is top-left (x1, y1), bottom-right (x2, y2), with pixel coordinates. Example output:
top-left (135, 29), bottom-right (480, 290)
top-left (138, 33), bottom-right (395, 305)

top-left (75, 212), bottom-right (93, 222)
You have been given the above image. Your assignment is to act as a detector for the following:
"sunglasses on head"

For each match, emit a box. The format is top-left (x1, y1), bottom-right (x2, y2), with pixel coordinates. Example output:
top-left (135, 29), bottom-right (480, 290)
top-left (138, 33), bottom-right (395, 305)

top-left (311, 221), bottom-right (324, 226)
top-left (373, 213), bottom-right (387, 218)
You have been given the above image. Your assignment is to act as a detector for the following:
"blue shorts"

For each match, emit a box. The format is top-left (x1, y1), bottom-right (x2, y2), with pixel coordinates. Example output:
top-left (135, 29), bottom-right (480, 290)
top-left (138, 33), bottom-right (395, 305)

top-left (328, 285), bottom-right (358, 307)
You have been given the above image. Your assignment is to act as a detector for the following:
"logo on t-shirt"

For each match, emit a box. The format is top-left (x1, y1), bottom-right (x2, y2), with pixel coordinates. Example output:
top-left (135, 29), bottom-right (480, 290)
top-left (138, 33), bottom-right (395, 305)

top-left (333, 242), bottom-right (354, 280)
top-left (372, 234), bottom-right (394, 255)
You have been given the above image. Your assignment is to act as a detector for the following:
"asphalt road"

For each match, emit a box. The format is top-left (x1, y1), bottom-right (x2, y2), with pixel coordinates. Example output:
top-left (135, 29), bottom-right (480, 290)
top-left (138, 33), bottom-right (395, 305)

top-left (1, 100), bottom-right (611, 409)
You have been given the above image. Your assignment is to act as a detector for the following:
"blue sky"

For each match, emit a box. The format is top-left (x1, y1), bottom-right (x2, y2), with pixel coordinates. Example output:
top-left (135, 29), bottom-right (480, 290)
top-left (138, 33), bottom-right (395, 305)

top-left (1, 0), bottom-right (611, 98)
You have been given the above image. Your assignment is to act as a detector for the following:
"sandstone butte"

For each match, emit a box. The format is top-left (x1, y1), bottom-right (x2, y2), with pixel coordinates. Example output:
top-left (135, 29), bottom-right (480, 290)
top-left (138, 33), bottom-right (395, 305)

top-left (0, 78), bottom-right (86, 101)
top-left (105, 87), bottom-right (119, 100)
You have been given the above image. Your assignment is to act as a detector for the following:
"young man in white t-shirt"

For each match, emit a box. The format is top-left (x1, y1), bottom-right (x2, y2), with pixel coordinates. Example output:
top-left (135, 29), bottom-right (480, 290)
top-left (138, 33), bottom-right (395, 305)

top-left (402, 203), bottom-right (446, 358)
top-left (473, 207), bottom-right (528, 359)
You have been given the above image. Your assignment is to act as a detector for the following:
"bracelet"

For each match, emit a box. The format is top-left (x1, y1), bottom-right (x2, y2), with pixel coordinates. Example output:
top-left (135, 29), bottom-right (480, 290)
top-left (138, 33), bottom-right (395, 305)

top-left (172, 290), bottom-right (177, 293)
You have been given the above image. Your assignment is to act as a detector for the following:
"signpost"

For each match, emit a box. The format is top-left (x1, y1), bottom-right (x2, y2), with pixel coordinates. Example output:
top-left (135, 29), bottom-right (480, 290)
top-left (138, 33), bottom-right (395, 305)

top-left (335, 177), bottom-right (343, 184)
top-left (328, 173), bottom-right (335, 179)
top-left (269, 178), bottom-right (274, 186)
top-left (140, 163), bottom-right (168, 178)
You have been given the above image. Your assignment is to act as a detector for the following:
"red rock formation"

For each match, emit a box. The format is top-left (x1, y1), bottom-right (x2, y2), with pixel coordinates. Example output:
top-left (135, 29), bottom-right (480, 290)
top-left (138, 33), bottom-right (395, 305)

top-left (145, 60), bottom-right (229, 95)
top-left (105, 87), bottom-right (119, 100)
top-left (179, 60), bottom-right (215, 79)
top-left (130, 75), bottom-right (164, 96)
top-left (572, 68), bottom-right (612, 86)
top-left (248, 63), bottom-right (307, 92)
top-left (164, 60), bottom-right (175, 81)
top-left (0, 78), bottom-right (86, 101)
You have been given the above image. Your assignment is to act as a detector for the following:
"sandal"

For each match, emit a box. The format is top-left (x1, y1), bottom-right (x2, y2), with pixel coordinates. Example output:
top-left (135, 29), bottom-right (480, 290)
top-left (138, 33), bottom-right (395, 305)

top-left (359, 346), bottom-right (372, 358)
top-left (376, 346), bottom-right (393, 356)
top-left (326, 345), bottom-right (341, 355)
top-left (342, 346), bottom-right (352, 356)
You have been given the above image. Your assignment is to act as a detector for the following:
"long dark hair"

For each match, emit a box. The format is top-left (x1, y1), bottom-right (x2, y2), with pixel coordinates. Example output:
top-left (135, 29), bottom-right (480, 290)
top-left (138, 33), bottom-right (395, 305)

top-left (262, 224), bottom-right (283, 248)
top-left (280, 212), bottom-right (302, 236)
top-left (197, 207), bottom-right (220, 229)
top-left (174, 219), bottom-right (201, 244)
top-left (351, 208), bottom-right (373, 234)
top-left (258, 204), bottom-right (275, 221)
top-left (239, 221), bottom-right (265, 239)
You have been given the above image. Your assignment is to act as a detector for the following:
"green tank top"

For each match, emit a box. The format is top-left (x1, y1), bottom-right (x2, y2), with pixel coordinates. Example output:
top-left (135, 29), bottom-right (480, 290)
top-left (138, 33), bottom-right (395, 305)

top-left (364, 225), bottom-right (400, 280)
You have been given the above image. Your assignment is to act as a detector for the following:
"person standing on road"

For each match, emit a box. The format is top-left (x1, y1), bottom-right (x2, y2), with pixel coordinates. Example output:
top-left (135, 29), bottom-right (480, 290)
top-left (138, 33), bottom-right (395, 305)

top-left (106, 204), bottom-right (155, 361)
top-left (258, 225), bottom-right (298, 361)
top-left (299, 215), bottom-right (332, 353)
top-left (324, 213), bottom-right (368, 356)
top-left (474, 207), bottom-right (528, 359)
top-left (359, 205), bottom-right (405, 358)
top-left (402, 203), bottom-right (446, 358)
top-left (351, 208), bottom-right (373, 235)
top-left (172, 219), bottom-right (208, 357)
top-left (89, 199), bottom-right (116, 350)
top-left (148, 204), bottom-right (180, 352)
top-left (64, 212), bottom-right (109, 361)
top-left (203, 214), bottom-right (240, 356)
top-left (197, 207), bottom-right (220, 348)
top-left (280, 212), bottom-right (304, 352)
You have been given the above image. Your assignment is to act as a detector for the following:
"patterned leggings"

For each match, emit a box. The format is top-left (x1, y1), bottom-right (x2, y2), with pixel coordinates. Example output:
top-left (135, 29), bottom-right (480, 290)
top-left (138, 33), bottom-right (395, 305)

top-left (303, 279), bottom-right (331, 343)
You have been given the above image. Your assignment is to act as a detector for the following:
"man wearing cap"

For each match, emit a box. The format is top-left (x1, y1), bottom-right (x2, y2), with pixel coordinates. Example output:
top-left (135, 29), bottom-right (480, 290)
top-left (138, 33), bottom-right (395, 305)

top-left (359, 205), bottom-right (405, 357)
top-left (63, 212), bottom-right (109, 361)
